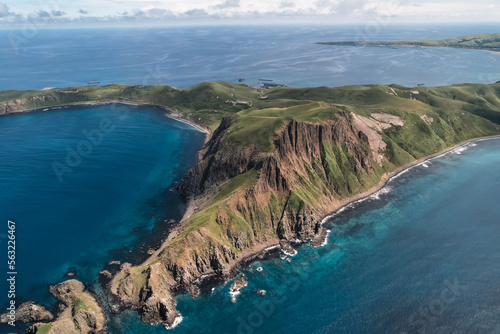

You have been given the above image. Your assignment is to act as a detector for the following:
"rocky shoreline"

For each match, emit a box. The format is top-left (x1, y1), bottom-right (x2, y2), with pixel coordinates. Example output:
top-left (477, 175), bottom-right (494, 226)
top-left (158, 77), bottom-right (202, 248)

top-left (2, 82), bottom-right (500, 333)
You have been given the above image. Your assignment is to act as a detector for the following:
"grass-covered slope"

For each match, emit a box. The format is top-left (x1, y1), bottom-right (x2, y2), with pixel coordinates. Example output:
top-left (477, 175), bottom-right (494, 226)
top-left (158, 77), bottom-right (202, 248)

top-left (317, 32), bottom-right (500, 52)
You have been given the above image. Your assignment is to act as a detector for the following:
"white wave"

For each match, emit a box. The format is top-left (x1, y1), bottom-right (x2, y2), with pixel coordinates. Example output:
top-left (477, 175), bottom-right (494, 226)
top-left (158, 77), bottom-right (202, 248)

top-left (164, 314), bottom-right (183, 330)
top-left (369, 186), bottom-right (393, 200)
top-left (229, 290), bottom-right (240, 303)
top-left (315, 229), bottom-right (331, 248)
top-left (453, 146), bottom-right (468, 155)
top-left (265, 245), bottom-right (279, 251)
top-left (390, 167), bottom-right (411, 180)
top-left (282, 247), bottom-right (298, 257)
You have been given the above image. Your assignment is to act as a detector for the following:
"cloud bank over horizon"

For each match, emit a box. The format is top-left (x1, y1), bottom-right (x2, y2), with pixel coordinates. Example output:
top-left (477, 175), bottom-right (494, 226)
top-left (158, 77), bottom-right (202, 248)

top-left (1, 0), bottom-right (500, 26)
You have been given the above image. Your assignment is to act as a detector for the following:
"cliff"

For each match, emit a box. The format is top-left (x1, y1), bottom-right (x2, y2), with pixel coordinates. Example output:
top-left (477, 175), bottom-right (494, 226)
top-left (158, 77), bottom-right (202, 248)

top-left (109, 84), bottom-right (500, 327)
top-left (2, 82), bottom-right (500, 331)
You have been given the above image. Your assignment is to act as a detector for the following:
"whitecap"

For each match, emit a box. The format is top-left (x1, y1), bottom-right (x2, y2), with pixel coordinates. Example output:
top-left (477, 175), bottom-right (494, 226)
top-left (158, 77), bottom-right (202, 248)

top-left (369, 186), bottom-right (393, 200)
top-left (164, 314), bottom-right (183, 330)
top-left (282, 247), bottom-right (298, 257)
top-left (453, 146), bottom-right (468, 155)
top-left (316, 229), bottom-right (331, 248)
top-left (229, 290), bottom-right (240, 303)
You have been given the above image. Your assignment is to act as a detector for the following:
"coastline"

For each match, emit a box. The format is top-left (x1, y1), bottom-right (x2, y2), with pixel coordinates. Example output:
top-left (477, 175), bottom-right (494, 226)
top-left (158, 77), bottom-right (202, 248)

top-left (224, 134), bottom-right (500, 272)
top-left (138, 133), bottom-right (500, 286)
top-left (317, 43), bottom-right (500, 55)
top-left (0, 100), bottom-right (212, 141)
top-left (4, 96), bottom-right (500, 330)
top-left (315, 134), bottom-right (500, 242)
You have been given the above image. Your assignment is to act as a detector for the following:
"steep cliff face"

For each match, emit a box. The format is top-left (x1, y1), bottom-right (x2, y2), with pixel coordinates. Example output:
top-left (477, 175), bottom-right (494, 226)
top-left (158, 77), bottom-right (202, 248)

top-left (110, 110), bottom-right (387, 327)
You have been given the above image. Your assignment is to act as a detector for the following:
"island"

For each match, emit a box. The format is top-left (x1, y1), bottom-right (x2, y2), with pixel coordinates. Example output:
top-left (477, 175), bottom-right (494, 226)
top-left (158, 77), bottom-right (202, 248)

top-left (1, 81), bottom-right (500, 332)
top-left (317, 32), bottom-right (500, 52)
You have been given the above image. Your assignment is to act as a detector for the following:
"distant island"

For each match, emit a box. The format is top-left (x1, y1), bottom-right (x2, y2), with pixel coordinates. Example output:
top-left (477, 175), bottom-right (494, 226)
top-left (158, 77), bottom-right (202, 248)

top-left (2, 81), bottom-right (500, 332)
top-left (317, 32), bottom-right (500, 52)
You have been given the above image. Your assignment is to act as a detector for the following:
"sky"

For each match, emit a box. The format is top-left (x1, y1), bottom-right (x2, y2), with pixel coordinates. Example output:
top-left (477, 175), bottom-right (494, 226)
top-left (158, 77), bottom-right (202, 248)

top-left (0, 0), bottom-right (499, 26)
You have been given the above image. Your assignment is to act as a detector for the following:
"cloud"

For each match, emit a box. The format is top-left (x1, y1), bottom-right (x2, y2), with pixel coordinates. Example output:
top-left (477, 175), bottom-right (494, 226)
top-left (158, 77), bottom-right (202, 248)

top-left (280, 1), bottom-right (296, 9)
top-left (334, 0), bottom-right (367, 15)
top-left (184, 8), bottom-right (209, 17)
top-left (51, 10), bottom-right (65, 17)
top-left (2, 0), bottom-right (500, 25)
top-left (0, 2), bottom-right (11, 18)
top-left (37, 10), bottom-right (51, 18)
top-left (214, 0), bottom-right (240, 9)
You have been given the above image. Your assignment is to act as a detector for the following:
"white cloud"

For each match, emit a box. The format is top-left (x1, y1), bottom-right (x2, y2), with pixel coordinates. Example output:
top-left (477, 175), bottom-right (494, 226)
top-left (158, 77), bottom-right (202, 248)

top-left (0, 2), bottom-right (10, 18)
top-left (2, 0), bottom-right (500, 24)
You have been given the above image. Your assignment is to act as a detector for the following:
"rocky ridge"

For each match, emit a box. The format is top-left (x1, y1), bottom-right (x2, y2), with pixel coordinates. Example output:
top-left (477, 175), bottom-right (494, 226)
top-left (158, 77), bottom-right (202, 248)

top-left (109, 109), bottom-right (391, 327)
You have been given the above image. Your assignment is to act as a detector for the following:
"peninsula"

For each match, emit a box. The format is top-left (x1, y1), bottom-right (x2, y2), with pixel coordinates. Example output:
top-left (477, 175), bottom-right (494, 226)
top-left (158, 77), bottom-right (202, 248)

top-left (2, 81), bottom-right (500, 332)
top-left (317, 32), bottom-right (500, 52)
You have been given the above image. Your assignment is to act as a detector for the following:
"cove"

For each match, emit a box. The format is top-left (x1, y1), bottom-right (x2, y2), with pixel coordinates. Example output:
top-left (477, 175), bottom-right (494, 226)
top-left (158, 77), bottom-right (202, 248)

top-left (0, 104), bottom-right (205, 307)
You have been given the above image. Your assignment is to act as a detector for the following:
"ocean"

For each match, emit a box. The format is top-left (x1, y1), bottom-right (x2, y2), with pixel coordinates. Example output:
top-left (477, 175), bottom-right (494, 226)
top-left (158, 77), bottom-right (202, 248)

top-left (0, 24), bottom-right (499, 333)
top-left (1, 24), bottom-right (500, 91)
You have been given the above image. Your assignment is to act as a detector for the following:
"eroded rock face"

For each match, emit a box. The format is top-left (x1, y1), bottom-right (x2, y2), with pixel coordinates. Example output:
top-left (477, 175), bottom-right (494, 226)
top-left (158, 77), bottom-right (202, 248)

top-left (28, 279), bottom-right (106, 334)
top-left (0, 301), bottom-right (53, 324)
top-left (111, 111), bottom-right (380, 328)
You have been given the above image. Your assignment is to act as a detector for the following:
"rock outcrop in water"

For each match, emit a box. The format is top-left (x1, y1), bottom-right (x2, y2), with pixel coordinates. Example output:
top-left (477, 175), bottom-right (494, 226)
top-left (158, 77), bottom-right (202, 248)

top-left (27, 280), bottom-right (106, 334)
top-left (0, 302), bottom-right (53, 324)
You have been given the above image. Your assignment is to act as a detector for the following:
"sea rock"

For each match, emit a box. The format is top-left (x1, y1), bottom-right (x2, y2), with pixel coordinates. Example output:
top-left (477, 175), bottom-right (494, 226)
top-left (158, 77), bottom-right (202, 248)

top-left (140, 297), bottom-right (181, 329)
top-left (45, 279), bottom-right (106, 334)
top-left (0, 301), bottom-right (53, 324)
top-left (256, 289), bottom-right (266, 297)
top-left (99, 269), bottom-right (113, 281)
top-left (187, 284), bottom-right (200, 298)
top-left (229, 275), bottom-right (248, 303)
top-left (280, 240), bottom-right (297, 257)
top-left (310, 227), bottom-right (328, 247)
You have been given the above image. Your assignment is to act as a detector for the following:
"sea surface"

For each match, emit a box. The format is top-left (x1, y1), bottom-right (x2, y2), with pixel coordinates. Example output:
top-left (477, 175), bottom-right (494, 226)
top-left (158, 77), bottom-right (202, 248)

top-left (0, 23), bottom-right (500, 91)
top-left (0, 104), bottom-right (205, 311)
top-left (0, 24), bottom-right (499, 333)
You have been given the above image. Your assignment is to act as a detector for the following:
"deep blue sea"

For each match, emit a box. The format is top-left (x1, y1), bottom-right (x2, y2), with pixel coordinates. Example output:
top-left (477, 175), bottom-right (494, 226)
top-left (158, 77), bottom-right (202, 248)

top-left (0, 104), bottom-right (205, 309)
top-left (0, 24), bottom-right (499, 333)
top-left (1, 24), bottom-right (500, 90)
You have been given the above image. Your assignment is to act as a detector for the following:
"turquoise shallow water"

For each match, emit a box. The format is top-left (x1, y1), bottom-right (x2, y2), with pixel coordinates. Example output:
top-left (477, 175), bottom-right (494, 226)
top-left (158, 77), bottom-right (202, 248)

top-left (0, 104), bottom-right (205, 311)
top-left (109, 138), bottom-right (500, 334)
